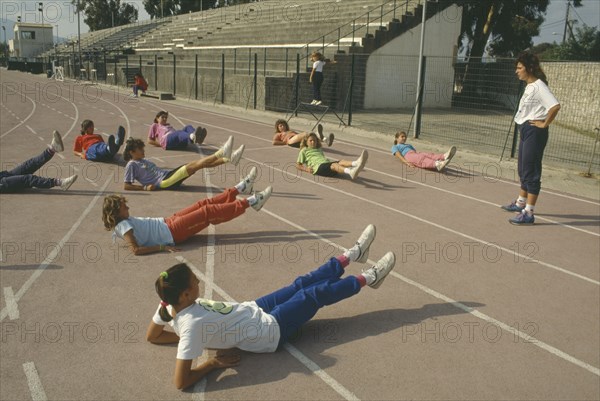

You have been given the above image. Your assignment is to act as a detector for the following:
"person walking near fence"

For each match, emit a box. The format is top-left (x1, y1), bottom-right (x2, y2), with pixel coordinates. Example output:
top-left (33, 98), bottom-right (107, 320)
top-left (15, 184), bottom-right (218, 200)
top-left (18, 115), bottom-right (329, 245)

top-left (309, 52), bottom-right (326, 105)
top-left (501, 52), bottom-right (561, 226)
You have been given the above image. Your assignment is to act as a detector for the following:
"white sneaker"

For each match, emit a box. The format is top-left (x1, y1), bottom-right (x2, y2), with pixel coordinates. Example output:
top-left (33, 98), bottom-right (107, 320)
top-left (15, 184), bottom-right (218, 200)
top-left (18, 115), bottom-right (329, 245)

top-left (355, 150), bottom-right (368, 171)
top-left (347, 165), bottom-right (361, 180)
top-left (315, 100), bottom-right (322, 106)
top-left (310, 100), bottom-right (317, 105)
top-left (363, 252), bottom-right (396, 289)
top-left (60, 174), bottom-right (77, 191)
top-left (239, 166), bottom-right (257, 195)
top-left (51, 130), bottom-right (64, 152)
top-left (444, 146), bottom-right (457, 161)
top-left (353, 224), bottom-right (376, 263)
top-left (435, 159), bottom-right (450, 172)
top-left (250, 186), bottom-right (272, 211)
top-left (230, 145), bottom-right (245, 166)
top-left (221, 136), bottom-right (234, 160)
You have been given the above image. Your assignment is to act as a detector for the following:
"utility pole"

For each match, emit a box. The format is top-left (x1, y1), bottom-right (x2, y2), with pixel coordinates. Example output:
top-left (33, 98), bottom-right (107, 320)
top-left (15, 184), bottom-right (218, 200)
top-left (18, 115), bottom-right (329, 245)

top-left (562, 0), bottom-right (570, 44)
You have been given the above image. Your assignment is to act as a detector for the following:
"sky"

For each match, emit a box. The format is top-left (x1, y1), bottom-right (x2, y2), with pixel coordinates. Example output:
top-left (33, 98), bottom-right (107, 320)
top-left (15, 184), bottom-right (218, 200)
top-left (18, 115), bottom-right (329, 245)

top-left (0, 0), bottom-right (599, 45)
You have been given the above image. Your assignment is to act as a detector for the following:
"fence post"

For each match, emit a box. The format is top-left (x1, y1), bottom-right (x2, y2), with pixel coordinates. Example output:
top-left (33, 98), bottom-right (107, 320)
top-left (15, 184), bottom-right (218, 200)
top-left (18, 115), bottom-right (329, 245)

top-left (285, 48), bottom-right (289, 77)
top-left (114, 56), bottom-right (118, 86)
top-left (263, 48), bottom-right (267, 76)
top-left (295, 53), bottom-right (300, 116)
top-left (234, 48), bottom-right (237, 74)
top-left (348, 53), bottom-right (355, 126)
top-left (414, 56), bottom-right (426, 139)
top-left (173, 53), bottom-right (176, 95)
top-left (125, 55), bottom-right (129, 86)
top-left (139, 55), bottom-right (142, 72)
top-left (221, 53), bottom-right (225, 104)
top-left (154, 54), bottom-right (158, 91)
top-left (103, 51), bottom-right (107, 83)
top-left (195, 54), bottom-right (199, 100)
top-left (254, 53), bottom-right (258, 109)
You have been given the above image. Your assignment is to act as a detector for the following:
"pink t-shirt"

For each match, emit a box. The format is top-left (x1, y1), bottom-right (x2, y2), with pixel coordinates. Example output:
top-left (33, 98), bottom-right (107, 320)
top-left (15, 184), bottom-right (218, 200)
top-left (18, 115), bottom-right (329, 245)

top-left (148, 123), bottom-right (175, 149)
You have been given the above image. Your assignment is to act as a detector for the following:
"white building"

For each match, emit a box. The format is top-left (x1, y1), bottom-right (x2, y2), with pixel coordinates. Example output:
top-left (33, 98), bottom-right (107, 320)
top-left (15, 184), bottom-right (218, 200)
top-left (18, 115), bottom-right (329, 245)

top-left (9, 23), bottom-right (53, 59)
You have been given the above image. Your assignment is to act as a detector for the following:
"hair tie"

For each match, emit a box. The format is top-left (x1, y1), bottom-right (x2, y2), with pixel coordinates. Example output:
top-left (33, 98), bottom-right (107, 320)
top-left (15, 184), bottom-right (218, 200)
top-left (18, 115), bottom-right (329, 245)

top-left (160, 301), bottom-right (169, 307)
top-left (159, 271), bottom-right (168, 279)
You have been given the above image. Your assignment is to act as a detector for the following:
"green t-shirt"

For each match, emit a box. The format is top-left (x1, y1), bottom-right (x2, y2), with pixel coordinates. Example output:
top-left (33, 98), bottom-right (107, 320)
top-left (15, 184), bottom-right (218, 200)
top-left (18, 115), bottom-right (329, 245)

top-left (297, 147), bottom-right (330, 174)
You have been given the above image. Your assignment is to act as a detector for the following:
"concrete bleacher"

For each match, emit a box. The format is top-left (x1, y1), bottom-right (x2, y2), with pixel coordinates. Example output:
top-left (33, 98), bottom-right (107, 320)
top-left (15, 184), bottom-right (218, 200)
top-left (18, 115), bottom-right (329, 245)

top-left (132, 0), bottom-right (419, 55)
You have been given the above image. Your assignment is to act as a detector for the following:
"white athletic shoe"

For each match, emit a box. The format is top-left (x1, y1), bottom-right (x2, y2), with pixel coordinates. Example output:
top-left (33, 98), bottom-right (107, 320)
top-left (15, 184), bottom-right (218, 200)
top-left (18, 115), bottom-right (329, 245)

top-left (250, 186), bottom-right (272, 211)
top-left (353, 224), bottom-right (376, 263)
top-left (310, 100), bottom-right (318, 105)
top-left (60, 174), bottom-right (77, 191)
top-left (435, 159), bottom-right (450, 172)
top-left (315, 100), bottom-right (323, 106)
top-left (51, 130), bottom-right (64, 152)
top-left (347, 165), bottom-right (361, 180)
top-left (230, 145), bottom-right (245, 166)
top-left (363, 252), bottom-right (396, 289)
top-left (239, 166), bottom-right (257, 195)
top-left (444, 146), bottom-right (457, 161)
top-left (221, 136), bottom-right (234, 160)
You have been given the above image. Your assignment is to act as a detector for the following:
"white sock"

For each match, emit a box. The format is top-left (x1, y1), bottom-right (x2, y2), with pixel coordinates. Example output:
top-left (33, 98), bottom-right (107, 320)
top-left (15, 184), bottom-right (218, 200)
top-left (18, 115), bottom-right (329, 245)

top-left (343, 245), bottom-right (360, 262)
top-left (246, 194), bottom-right (257, 206)
top-left (235, 180), bottom-right (246, 193)
top-left (361, 269), bottom-right (376, 285)
top-left (189, 133), bottom-right (195, 141)
top-left (351, 160), bottom-right (358, 167)
top-left (524, 204), bottom-right (534, 214)
top-left (517, 196), bottom-right (527, 205)
top-left (344, 167), bottom-right (352, 175)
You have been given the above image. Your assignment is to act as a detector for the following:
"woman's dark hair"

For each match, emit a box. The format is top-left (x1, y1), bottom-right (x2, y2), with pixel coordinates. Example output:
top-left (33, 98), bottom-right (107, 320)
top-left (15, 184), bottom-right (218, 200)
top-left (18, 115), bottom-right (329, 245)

top-left (80, 119), bottom-right (94, 135)
top-left (275, 119), bottom-right (289, 133)
top-left (154, 110), bottom-right (168, 124)
top-left (312, 52), bottom-right (324, 61)
top-left (134, 72), bottom-right (144, 78)
top-left (123, 137), bottom-right (145, 161)
top-left (155, 263), bottom-right (193, 322)
top-left (516, 51), bottom-right (548, 85)
top-left (300, 132), bottom-right (322, 149)
top-left (394, 131), bottom-right (407, 145)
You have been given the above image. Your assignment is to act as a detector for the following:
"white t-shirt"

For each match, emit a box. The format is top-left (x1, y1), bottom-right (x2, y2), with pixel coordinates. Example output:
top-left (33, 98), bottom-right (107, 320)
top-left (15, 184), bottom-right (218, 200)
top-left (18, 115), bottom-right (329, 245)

top-left (113, 217), bottom-right (174, 246)
top-left (312, 60), bottom-right (325, 73)
top-left (152, 299), bottom-right (280, 360)
top-left (514, 79), bottom-right (560, 125)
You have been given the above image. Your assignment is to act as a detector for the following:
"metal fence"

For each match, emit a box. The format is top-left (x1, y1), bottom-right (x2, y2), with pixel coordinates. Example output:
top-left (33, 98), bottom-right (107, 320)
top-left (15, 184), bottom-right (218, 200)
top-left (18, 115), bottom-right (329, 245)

top-left (47, 51), bottom-right (600, 174)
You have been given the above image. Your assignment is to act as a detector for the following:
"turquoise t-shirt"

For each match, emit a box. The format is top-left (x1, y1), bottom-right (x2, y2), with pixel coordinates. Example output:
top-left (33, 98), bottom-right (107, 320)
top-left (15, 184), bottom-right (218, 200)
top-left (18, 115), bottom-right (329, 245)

top-left (297, 148), bottom-right (330, 174)
top-left (391, 143), bottom-right (416, 157)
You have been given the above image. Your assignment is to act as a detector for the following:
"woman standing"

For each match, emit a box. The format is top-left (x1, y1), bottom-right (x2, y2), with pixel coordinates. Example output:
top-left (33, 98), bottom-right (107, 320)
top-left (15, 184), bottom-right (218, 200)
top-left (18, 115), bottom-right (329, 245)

top-left (502, 52), bottom-right (560, 225)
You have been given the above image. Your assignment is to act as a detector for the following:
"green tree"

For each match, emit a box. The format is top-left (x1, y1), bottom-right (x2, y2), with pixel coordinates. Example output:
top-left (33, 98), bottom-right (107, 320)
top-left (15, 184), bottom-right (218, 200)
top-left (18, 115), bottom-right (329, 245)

top-left (543, 25), bottom-right (600, 61)
top-left (143, 0), bottom-right (178, 19)
top-left (73, 0), bottom-right (138, 31)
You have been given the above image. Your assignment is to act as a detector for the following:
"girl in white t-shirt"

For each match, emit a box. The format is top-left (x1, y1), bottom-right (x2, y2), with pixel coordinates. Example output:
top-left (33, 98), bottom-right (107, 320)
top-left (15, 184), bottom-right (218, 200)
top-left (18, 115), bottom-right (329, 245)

top-left (309, 52), bottom-right (326, 105)
top-left (102, 171), bottom-right (272, 256)
top-left (146, 224), bottom-right (396, 390)
top-left (501, 52), bottom-right (560, 226)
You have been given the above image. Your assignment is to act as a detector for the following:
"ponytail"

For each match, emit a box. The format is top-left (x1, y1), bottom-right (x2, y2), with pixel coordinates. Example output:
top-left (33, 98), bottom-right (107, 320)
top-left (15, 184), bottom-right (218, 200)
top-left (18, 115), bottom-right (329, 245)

top-left (154, 264), bottom-right (193, 322)
top-left (80, 119), bottom-right (94, 135)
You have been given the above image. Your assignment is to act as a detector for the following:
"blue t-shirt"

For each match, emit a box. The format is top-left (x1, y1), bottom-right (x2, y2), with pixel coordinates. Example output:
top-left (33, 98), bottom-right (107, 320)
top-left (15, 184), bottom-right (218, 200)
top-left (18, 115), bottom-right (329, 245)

top-left (113, 217), bottom-right (175, 246)
top-left (391, 144), bottom-right (416, 157)
top-left (124, 159), bottom-right (169, 186)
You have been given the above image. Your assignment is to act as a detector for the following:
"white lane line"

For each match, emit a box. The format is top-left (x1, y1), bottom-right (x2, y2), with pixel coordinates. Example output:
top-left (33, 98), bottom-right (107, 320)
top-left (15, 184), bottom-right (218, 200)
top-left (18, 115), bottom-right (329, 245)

top-left (0, 176), bottom-right (114, 322)
top-left (166, 107), bottom-right (598, 208)
top-left (0, 94), bottom-right (36, 138)
top-left (22, 362), bottom-right (48, 401)
top-left (245, 156), bottom-right (600, 286)
top-left (3, 287), bottom-right (20, 320)
top-left (372, 168), bottom-right (600, 237)
top-left (175, 256), bottom-right (360, 401)
top-left (255, 207), bottom-right (600, 378)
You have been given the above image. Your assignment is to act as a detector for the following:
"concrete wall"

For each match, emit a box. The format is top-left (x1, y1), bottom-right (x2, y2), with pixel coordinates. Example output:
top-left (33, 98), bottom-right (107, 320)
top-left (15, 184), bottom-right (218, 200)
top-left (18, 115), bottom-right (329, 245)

top-left (543, 62), bottom-right (600, 134)
top-left (364, 4), bottom-right (462, 109)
